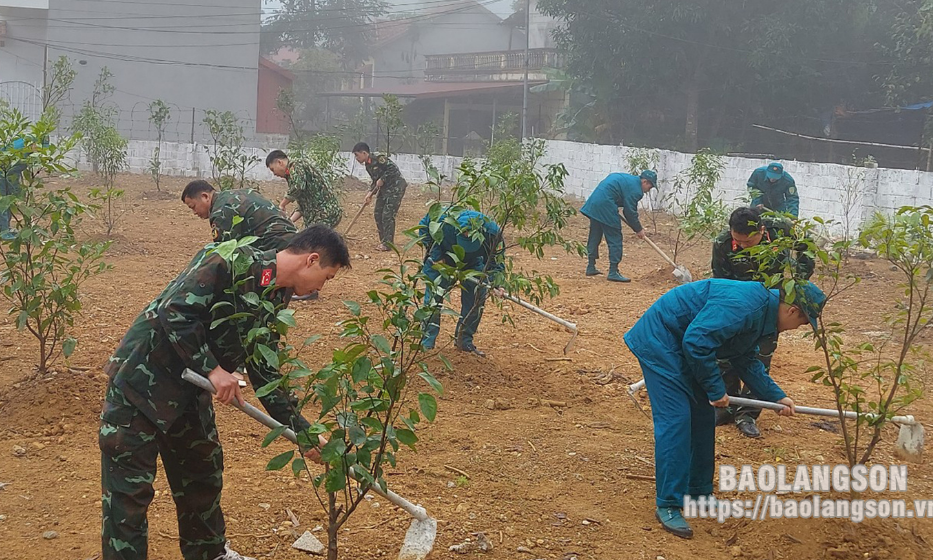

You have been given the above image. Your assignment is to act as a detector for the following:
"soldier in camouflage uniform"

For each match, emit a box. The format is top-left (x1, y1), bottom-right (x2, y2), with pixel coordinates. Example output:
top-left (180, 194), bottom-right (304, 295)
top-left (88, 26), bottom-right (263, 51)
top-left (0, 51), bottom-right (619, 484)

top-left (352, 142), bottom-right (408, 250)
top-left (711, 206), bottom-right (815, 438)
top-left (99, 225), bottom-right (351, 560)
top-left (182, 180), bottom-right (297, 251)
top-left (265, 150), bottom-right (343, 228)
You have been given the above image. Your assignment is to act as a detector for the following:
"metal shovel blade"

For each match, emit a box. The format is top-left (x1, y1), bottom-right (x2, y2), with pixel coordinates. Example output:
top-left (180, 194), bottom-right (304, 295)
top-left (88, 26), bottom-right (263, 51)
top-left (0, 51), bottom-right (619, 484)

top-left (398, 518), bottom-right (438, 560)
top-left (180, 370), bottom-right (439, 558)
top-left (673, 265), bottom-right (692, 284)
top-left (562, 329), bottom-right (579, 355)
top-left (894, 417), bottom-right (925, 464)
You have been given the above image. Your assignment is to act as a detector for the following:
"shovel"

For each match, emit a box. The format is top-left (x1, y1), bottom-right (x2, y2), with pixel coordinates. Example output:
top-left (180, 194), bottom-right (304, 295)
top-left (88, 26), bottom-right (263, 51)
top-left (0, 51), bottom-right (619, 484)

top-left (486, 285), bottom-right (578, 354)
top-left (620, 217), bottom-right (692, 283)
top-left (344, 188), bottom-right (375, 237)
top-left (729, 395), bottom-right (925, 464)
top-left (643, 236), bottom-right (692, 284)
top-left (182, 370), bottom-right (437, 560)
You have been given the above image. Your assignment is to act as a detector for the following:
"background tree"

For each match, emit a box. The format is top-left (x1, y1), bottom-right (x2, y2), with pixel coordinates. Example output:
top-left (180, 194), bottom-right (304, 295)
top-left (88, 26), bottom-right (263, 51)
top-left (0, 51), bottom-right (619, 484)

top-left (0, 109), bottom-right (110, 374)
top-left (262, 0), bottom-right (388, 67)
top-left (276, 48), bottom-right (345, 138)
top-left (41, 56), bottom-right (76, 128)
top-left (538, 0), bottom-right (887, 151)
top-left (374, 94), bottom-right (405, 157)
top-left (147, 100), bottom-right (171, 191)
top-left (89, 127), bottom-right (128, 237)
top-left (71, 67), bottom-right (118, 175)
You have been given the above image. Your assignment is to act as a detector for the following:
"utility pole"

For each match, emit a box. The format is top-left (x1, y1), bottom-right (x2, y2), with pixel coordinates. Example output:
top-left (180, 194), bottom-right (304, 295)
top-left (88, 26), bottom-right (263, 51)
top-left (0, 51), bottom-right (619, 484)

top-left (521, 0), bottom-right (530, 139)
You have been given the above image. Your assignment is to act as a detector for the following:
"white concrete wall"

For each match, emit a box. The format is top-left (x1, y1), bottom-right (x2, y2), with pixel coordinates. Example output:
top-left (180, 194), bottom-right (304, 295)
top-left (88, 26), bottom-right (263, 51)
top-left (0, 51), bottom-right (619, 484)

top-left (77, 138), bottom-right (933, 235)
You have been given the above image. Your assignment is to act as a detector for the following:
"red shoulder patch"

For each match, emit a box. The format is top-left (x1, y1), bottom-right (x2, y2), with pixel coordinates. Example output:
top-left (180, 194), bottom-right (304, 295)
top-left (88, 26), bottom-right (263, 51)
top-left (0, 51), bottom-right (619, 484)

top-left (260, 268), bottom-right (273, 287)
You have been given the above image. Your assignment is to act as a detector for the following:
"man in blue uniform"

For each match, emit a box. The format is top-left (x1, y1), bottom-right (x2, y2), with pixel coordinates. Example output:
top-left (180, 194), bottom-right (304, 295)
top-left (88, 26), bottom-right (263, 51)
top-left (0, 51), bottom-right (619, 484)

top-left (1, 136), bottom-right (45, 233)
top-left (747, 162), bottom-right (799, 218)
top-left (418, 209), bottom-right (504, 357)
top-left (580, 170), bottom-right (657, 282)
top-left (624, 279), bottom-right (825, 538)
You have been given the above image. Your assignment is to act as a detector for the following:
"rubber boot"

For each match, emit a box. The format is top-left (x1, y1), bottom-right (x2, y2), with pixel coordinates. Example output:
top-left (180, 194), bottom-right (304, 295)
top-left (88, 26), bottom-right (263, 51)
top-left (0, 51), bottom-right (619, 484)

top-left (607, 264), bottom-right (630, 283)
top-left (585, 259), bottom-right (602, 276)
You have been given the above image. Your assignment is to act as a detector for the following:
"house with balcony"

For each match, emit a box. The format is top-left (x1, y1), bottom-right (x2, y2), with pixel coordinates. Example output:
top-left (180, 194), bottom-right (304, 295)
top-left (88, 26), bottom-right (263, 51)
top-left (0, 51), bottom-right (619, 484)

top-left (322, 0), bottom-right (567, 156)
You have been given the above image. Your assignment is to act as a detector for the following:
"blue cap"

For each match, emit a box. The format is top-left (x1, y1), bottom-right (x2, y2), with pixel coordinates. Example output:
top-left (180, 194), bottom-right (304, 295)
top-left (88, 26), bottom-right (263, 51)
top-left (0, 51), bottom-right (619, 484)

top-left (640, 170), bottom-right (658, 188)
top-left (795, 281), bottom-right (826, 331)
top-left (766, 162), bottom-right (784, 181)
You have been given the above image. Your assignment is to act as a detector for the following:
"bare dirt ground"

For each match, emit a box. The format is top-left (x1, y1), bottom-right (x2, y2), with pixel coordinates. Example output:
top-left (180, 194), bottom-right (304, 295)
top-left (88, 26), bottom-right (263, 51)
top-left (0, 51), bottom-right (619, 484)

top-left (0, 173), bottom-right (932, 560)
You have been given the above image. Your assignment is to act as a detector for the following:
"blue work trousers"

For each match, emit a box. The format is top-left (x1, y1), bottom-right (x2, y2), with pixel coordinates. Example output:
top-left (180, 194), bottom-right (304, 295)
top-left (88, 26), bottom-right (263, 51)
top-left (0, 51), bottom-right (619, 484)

top-left (640, 358), bottom-right (716, 508)
top-left (586, 218), bottom-right (623, 266)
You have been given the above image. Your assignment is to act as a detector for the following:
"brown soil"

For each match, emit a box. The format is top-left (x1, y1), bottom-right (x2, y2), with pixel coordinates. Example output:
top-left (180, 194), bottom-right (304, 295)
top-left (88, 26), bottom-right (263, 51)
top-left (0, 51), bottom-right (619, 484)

top-left (0, 173), bottom-right (931, 560)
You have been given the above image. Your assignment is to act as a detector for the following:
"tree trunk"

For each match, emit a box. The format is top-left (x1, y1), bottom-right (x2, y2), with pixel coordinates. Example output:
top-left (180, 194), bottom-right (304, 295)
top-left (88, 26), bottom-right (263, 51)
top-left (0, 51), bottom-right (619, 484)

top-left (683, 45), bottom-right (710, 153)
top-left (327, 492), bottom-right (339, 560)
top-left (684, 80), bottom-right (700, 153)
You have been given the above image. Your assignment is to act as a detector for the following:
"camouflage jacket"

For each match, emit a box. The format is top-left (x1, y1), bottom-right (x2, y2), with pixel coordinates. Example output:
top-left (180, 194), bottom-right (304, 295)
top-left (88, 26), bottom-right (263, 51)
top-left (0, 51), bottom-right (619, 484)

top-left (105, 246), bottom-right (310, 433)
top-left (285, 159), bottom-right (343, 228)
top-left (209, 189), bottom-right (296, 251)
top-left (364, 154), bottom-right (405, 190)
top-left (711, 216), bottom-right (815, 282)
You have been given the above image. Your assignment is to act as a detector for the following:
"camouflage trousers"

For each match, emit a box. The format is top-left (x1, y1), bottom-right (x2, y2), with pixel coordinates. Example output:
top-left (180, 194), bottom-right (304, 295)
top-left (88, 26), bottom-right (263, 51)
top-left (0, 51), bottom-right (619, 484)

top-left (99, 382), bottom-right (227, 560)
top-left (374, 180), bottom-right (407, 245)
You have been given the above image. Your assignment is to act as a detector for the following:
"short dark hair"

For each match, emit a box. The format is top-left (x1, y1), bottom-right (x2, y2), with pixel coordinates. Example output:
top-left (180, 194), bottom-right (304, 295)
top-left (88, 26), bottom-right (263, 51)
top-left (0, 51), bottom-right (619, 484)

top-left (181, 179), bottom-right (214, 202)
top-left (351, 142), bottom-right (370, 154)
top-left (729, 207), bottom-right (763, 235)
top-left (266, 149), bottom-right (288, 167)
top-left (285, 224), bottom-right (352, 269)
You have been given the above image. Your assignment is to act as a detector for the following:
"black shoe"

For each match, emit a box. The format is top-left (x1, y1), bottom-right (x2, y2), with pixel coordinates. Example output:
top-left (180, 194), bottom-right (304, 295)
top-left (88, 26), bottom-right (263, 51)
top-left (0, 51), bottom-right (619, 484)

top-left (736, 419), bottom-right (761, 438)
top-left (457, 342), bottom-right (485, 357)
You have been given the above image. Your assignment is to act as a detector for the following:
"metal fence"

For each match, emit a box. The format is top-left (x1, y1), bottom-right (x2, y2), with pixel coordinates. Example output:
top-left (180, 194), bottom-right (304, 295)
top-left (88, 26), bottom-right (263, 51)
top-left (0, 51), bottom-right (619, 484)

top-left (0, 81), bottom-right (42, 123)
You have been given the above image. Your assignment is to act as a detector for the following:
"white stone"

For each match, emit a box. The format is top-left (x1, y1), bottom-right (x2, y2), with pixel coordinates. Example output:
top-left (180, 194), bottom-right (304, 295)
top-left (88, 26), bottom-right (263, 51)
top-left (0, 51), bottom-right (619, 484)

top-left (292, 531), bottom-right (325, 554)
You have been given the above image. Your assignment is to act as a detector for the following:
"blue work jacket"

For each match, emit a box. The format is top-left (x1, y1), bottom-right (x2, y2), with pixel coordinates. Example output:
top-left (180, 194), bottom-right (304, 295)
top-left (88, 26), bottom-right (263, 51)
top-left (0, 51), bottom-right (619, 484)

top-left (748, 166), bottom-right (799, 217)
top-left (624, 279), bottom-right (787, 403)
top-left (580, 173), bottom-right (645, 232)
top-left (418, 210), bottom-right (504, 275)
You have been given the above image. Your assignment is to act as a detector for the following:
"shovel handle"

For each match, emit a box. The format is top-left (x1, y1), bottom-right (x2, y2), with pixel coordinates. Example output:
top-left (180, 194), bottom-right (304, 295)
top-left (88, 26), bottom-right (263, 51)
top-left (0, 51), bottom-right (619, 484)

top-left (500, 293), bottom-right (578, 332)
top-left (643, 236), bottom-right (679, 268)
top-left (620, 216), bottom-right (680, 268)
top-left (728, 395), bottom-right (917, 425)
top-left (628, 378), bottom-right (646, 393)
top-left (343, 194), bottom-right (373, 236)
top-left (181, 369), bottom-right (431, 522)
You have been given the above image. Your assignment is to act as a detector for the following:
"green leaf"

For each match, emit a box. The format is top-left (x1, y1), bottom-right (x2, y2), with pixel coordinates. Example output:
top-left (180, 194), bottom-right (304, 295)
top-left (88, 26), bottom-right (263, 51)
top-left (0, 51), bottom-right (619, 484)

top-left (262, 425), bottom-right (288, 448)
top-left (349, 425), bottom-right (367, 447)
top-left (62, 336), bottom-right (77, 358)
top-left (439, 354), bottom-right (453, 371)
top-left (254, 378), bottom-right (282, 398)
top-left (266, 450), bottom-right (294, 471)
top-left (396, 428), bottom-right (418, 448)
top-left (325, 462), bottom-right (347, 492)
top-left (320, 438), bottom-right (348, 463)
top-left (371, 335), bottom-right (392, 354)
top-left (291, 457), bottom-right (307, 478)
top-left (276, 309), bottom-right (297, 328)
top-left (419, 371), bottom-right (444, 395)
top-left (343, 300), bottom-right (361, 316)
top-left (418, 393), bottom-right (438, 422)
top-left (257, 344), bottom-right (279, 369)
top-left (351, 357), bottom-right (373, 384)
top-left (360, 417), bottom-right (384, 432)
